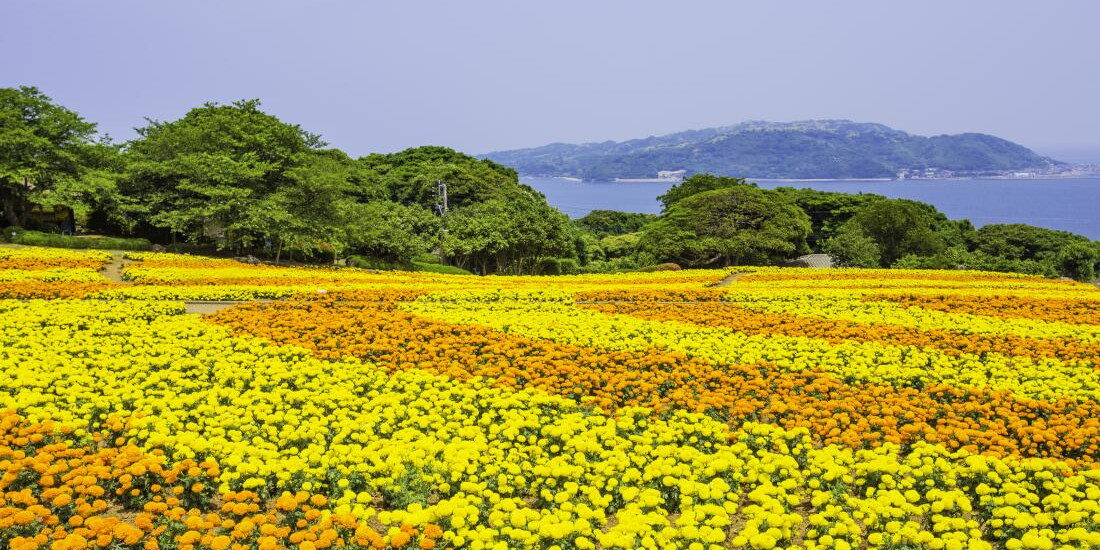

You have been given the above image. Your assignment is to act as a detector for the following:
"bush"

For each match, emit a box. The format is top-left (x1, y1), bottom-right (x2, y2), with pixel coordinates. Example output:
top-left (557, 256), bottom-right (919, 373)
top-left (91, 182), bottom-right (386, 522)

top-left (347, 256), bottom-right (412, 271)
top-left (412, 253), bottom-right (445, 265)
top-left (5, 229), bottom-right (151, 251)
top-left (537, 258), bottom-right (581, 276)
top-left (412, 261), bottom-right (472, 275)
top-left (893, 247), bottom-right (1057, 278)
top-left (349, 255), bottom-right (473, 275)
top-left (1, 226), bottom-right (21, 243)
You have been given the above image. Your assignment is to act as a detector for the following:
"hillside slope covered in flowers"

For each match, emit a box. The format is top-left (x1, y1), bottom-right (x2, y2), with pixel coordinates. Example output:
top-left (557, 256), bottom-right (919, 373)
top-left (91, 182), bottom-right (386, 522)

top-left (2, 247), bottom-right (1100, 550)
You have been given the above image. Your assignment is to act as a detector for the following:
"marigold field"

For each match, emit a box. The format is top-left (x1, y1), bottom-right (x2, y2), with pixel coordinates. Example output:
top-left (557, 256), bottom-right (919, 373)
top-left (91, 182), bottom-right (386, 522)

top-left (3, 247), bottom-right (1100, 550)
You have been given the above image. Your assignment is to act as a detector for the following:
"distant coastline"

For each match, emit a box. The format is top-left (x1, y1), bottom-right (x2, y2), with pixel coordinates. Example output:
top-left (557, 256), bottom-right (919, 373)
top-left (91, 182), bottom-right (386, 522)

top-left (485, 120), bottom-right (1076, 182)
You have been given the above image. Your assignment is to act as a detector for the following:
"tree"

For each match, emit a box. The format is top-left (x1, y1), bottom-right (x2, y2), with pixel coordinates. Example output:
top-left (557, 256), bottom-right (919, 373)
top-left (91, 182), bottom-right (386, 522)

top-left (970, 224), bottom-right (1091, 263)
top-left (640, 185), bottom-right (811, 267)
top-left (600, 232), bottom-right (641, 259)
top-left (442, 192), bottom-right (573, 275)
top-left (824, 226), bottom-right (881, 267)
top-left (575, 210), bottom-right (657, 237)
top-left (120, 99), bottom-right (324, 249)
top-left (657, 174), bottom-right (751, 209)
top-left (1056, 242), bottom-right (1099, 282)
top-left (361, 146), bottom-right (523, 210)
top-left (773, 187), bottom-right (883, 250)
top-left (345, 201), bottom-right (439, 264)
top-left (842, 199), bottom-right (944, 267)
top-left (0, 86), bottom-right (114, 228)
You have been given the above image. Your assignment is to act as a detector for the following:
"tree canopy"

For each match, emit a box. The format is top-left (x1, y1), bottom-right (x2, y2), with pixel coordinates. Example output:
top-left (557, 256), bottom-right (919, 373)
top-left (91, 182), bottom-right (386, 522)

top-left (836, 199), bottom-right (945, 267)
top-left (0, 86), bottom-right (116, 228)
top-left (657, 174), bottom-right (751, 209)
top-left (3, 86), bottom-right (1097, 280)
top-left (640, 184), bottom-right (811, 267)
top-left (442, 191), bottom-right (573, 275)
top-left (575, 210), bottom-right (656, 237)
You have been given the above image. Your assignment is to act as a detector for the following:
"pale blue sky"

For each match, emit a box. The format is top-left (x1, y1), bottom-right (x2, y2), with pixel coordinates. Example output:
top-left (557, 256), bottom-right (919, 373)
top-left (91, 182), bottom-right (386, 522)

top-left (4, 1), bottom-right (1098, 160)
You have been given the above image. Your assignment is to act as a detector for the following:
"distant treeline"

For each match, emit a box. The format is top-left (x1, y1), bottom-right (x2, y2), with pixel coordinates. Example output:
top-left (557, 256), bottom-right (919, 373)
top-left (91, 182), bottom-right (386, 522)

top-left (2, 86), bottom-right (1098, 279)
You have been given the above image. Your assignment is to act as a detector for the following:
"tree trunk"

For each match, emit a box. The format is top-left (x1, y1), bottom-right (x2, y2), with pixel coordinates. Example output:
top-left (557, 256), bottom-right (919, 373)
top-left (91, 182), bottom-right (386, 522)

top-left (275, 240), bottom-right (283, 265)
top-left (2, 185), bottom-right (22, 227)
top-left (2, 200), bottom-right (18, 228)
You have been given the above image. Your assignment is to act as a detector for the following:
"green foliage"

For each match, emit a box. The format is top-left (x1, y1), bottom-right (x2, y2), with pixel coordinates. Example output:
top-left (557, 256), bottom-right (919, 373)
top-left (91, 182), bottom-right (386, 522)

top-left (361, 146), bottom-right (523, 210)
top-left (6, 228), bottom-right (150, 251)
top-left (412, 261), bottom-right (472, 275)
top-left (575, 210), bottom-right (656, 236)
top-left (640, 184), bottom-right (811, 267)
top-left (442, 192), bottom-right (573, 275)
top-left (120, 99), bottom-right (328, 251)
top-left (347, 255), bottom-right (411, 271)
top-left (970, 224), bottom-right (1090, 263)
top-left (1056, 242), bottom-right (1099, 282)
top-left (775, 187), bottom-right (884, 250)
top-left (571, 230), bottom-right (604, 266)
top-left (345, 201), bottom-right (439, 263)
top-left (824, 226), bottom-right (881, 268)
top-left (600, 232), bottom-right (641, 259)
top-left (893, 247), bottom-right (1058, 278)
top-left (840, 199), bottom-right (945, 267)
top-left (0, 86), bottom-right (118, 229)
top-left (537, 257), bottom-right (581, 275)
top-left (657, 174), bottom-right (752, 209)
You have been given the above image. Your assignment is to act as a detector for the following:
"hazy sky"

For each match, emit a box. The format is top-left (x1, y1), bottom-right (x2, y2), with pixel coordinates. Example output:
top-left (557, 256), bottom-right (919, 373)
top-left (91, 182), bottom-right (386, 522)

top-left (4, 1), bottom-right (1099, 160)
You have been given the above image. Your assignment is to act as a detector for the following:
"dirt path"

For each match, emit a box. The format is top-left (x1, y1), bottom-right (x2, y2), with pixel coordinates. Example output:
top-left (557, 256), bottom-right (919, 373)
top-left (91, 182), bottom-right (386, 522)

top-left (102, 253), bottom-right (132, 284)
top-left (713, 272), bottom-right (747, 287)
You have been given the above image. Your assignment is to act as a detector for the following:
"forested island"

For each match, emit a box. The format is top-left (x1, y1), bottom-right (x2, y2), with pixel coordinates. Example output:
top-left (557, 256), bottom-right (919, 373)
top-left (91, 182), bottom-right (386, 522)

top-left (2, 86), bottom-right (1098, 280)
top-left (483, 120), bottom-right (1064, 180)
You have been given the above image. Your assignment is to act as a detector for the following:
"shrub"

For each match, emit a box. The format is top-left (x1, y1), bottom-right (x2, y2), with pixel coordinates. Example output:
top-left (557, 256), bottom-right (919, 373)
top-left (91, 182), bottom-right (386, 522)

top-left (537, 258), bottom-right (581, 276)
top-left (6, 229), bottom-right (151, 251)
top-left (347, 255), bottom-right (412, 271)
top-left (412, 261), bottom-right (472, 275)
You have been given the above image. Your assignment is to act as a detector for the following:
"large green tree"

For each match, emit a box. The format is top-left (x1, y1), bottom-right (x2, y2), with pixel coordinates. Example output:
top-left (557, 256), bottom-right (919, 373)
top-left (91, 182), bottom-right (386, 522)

top-left (345, 201), bottom-right (439, 263)
top-left (839, 199), bottom-right (945, 267)
top-left (442, 191), bottom-right (573, 275)
top-left (773, 187), bottom-right (883, 250)
top-left (970, 224), bottom-right (1091, 263)
top-left (640, 185), bottom-right (811, 267)
top-left (120, 99), bottom-right (328, 250)
top-left (0, 86), bottom-right (117, 228)
top-left (657, 174), bottom-right (750, 209)
top-left (361, 146), bottom-right (523, 211)
top-left (575, 210), bottom-right (657, 237)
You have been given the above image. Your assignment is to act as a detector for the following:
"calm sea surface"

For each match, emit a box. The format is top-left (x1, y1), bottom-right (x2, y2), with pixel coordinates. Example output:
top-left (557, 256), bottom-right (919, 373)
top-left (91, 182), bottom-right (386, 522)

top-left (523, 176), bottom-right (1100, 239)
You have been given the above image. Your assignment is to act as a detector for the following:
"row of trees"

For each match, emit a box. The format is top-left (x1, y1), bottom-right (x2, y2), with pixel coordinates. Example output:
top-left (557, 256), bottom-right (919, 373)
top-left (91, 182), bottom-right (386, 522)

top-left (1, 87), bottom-right (579, 273)
top-left (3, 86), bottom-right (1097, 279)
top-left (607, 174), bottom-right (1099, 280)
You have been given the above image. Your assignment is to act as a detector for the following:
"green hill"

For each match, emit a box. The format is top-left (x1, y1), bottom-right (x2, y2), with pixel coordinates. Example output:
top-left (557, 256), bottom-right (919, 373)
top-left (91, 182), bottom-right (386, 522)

top-left (482, 120), bottom-right (1063, 180)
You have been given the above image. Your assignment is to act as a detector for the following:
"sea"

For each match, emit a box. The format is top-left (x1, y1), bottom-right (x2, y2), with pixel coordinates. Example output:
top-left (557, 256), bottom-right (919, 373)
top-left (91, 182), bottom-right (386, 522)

top-left (523, 176), bottom-right (1100, 240)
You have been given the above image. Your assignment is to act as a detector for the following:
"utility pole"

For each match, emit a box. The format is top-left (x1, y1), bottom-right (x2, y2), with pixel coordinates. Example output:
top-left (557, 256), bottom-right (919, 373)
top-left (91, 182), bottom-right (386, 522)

top-left (435, 180), bottom-right (449, 262)
top-left (434, 180), bottom-right (448, 214)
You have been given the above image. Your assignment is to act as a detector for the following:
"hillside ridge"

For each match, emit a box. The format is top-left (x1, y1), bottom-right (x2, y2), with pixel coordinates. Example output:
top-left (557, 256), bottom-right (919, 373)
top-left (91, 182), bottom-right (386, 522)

top-left (482, 120), bottom-right (1064, 180)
